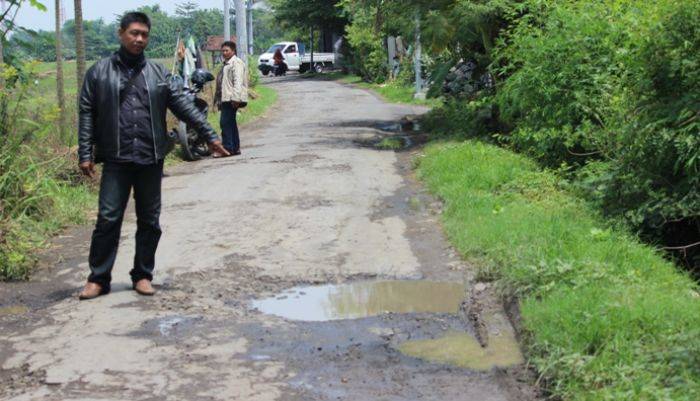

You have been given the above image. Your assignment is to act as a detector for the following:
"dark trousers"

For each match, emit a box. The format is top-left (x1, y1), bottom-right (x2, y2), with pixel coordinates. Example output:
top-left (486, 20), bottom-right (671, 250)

top-left (88, 161), bottom-right (164, 288)
top-left (220, 102), bottom-right (240, 153)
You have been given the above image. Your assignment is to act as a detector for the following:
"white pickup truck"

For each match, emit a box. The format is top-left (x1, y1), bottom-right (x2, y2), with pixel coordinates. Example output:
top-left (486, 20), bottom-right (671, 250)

top-left (257, 41), bottom-right (336, 75)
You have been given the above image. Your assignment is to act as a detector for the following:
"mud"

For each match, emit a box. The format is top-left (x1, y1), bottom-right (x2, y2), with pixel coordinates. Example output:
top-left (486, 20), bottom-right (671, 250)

top-left (0, 306), bottom-right (28, 317)
top-left (398, 330), bottom-right (524, 371)
top-left (0, 75), bottom-right (539, 401)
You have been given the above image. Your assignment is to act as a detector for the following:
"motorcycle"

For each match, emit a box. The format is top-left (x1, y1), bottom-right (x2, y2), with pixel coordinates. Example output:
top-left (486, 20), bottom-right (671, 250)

top-left (167, 68), bottom-right (215, 161)
top-left (273, 61), bottom-right (288, 76)
top-left (259, 61), bottom-right (288, 77)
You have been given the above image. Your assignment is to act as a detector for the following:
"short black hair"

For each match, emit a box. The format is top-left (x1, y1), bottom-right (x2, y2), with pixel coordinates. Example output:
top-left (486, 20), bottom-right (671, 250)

top-left (120, 12), bottom-right (151, 31)
top-left (221, 41), bottom-right (237, 53)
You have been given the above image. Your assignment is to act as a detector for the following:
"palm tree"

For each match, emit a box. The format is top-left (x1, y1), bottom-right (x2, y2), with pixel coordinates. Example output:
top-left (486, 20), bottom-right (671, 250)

top-left (74, 0), bottom-right (85, 94)
top-left (55, 0), bottom-right (67, 138)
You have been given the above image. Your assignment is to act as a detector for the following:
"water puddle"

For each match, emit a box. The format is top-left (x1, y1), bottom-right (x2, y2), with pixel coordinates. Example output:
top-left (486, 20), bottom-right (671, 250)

top-left (352, 118), bottom-right (426, 150)
top-left (398, 330), bottom-right (524, 371)
top-left (252, 280), bottom-right (465, 322)
top-left (376, 120), bottom-right (421, 133)
top-left (0, 305), bottom-right (28, 316)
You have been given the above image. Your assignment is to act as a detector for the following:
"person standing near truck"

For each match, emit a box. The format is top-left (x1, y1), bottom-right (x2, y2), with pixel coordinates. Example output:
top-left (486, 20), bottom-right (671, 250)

top-left (273, 48), bottom-right (288, 76)
top-left (214, 41), bottom-right (248, 156)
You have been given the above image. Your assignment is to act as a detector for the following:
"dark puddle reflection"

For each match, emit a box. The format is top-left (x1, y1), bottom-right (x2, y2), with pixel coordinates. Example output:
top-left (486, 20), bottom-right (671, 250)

top-left (251, 280), bottom-right (466, 322)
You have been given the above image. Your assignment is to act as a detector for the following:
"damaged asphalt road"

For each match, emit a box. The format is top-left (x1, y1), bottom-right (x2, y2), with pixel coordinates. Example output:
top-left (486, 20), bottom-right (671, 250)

top-left (0, 75), bottom-right (538, 401)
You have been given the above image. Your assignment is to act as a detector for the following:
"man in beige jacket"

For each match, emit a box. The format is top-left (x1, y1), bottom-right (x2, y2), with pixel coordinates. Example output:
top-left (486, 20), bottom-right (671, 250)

top-left (214, 41), bottom-right (248, 156)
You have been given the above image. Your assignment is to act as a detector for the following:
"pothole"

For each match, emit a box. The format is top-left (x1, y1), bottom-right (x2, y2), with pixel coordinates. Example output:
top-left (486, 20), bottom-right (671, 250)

top-left (251, 280), bottom-right (466, 322)
top-left (397, 330), bottom-right (524, 371)
top-left (349, 118), bottom-right (429, 151)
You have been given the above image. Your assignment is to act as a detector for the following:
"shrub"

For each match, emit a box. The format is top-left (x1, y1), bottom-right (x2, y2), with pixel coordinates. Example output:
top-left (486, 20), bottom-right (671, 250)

top-left (421, 97), bottom-right (499, 140)
top-left (0, 62), bottom-right (94, 280)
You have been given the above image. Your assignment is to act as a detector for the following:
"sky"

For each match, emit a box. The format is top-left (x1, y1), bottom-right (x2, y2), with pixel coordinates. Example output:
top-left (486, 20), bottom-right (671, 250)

top-left (14, 0), bottom-right (230, 32)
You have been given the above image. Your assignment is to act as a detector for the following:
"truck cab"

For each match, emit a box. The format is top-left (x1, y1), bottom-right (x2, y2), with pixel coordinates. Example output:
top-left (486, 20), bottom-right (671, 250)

top-left (258, 42), bottom-right (303, 75)
top-left (258, 41), bottom-right (336, 76)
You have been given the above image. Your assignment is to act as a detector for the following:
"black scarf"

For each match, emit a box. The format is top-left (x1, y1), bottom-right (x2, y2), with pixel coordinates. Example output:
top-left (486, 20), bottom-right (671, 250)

top-left (117, 46), bottom-right (146, 70)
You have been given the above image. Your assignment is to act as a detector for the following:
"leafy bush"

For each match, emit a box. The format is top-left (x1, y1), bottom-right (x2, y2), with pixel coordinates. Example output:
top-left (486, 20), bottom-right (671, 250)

top-left (0, 63), bottom-right (94, 280)
top-left (420, 0), bottom-right (699, 269)
top-left (421, 97), bottom-right (498, 140)
top-left (494, 0), bottom-right (700, 268)
top-left (342, 7), bottom-right (388, 83)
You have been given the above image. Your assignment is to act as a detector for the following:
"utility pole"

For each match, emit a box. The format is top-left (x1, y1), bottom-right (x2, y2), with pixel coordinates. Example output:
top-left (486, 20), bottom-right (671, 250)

top-left (413, 11), bottom-right (423, 98)
top-left (247, 0), bottom-right (254, 55)
top-left (223, 0), bottom-right (230, 41)
top-left (234, 0), bottom-right (248, 64)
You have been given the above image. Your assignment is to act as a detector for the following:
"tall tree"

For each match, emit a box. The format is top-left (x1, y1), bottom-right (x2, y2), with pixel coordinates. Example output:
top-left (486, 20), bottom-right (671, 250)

top-left (74, 0), bottom-right (85, 95)
top-left (175, 1), bottom-right (197, 27)
top-left (55, 0), bottom-right (66, 137)
top-left (0, 0), bottom-right (5, 66)
top-left (270, 0), bottom-right (346, 32)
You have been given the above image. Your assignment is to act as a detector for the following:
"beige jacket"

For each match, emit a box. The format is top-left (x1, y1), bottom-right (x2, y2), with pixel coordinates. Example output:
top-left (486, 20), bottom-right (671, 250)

top-left (221, 55), bottom-right (248, 104)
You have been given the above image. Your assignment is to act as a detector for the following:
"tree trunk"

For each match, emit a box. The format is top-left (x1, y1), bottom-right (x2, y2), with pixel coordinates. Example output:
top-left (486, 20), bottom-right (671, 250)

top-left (55, 0), bottom-right (67, 139)
top-left (74, 0), bottom-right (85, 97)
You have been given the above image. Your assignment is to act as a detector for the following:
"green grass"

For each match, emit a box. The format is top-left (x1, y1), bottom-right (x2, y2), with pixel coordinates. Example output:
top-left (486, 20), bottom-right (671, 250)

top-left (33, 58), bottom-right (173, 101)
top-left (343, 74), bottom-right (440, 107)
top-left (375, 137), bottom-right (404, 150)
top-left (416, 140), bottom-right (700, 400)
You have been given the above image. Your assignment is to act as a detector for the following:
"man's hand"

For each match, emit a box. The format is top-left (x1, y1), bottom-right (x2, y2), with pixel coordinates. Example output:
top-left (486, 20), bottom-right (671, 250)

top-left (208, 140), bottom-right (230, 157)
top-left (79, 161), bottom-right (96, 178)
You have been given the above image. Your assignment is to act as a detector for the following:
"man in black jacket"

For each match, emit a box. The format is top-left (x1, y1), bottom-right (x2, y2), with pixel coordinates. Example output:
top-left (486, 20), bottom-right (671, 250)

top-left (77, 12), bottom-right (228, 300)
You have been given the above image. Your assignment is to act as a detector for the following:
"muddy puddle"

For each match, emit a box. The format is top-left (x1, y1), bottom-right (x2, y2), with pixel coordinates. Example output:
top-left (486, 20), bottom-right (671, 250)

top-left (349, 118), bottom-right (429, 151)
top-left (0, 305), bottom-right (28, 317)
top-left (398, 330), bottom-right (524, 371)
top-left (251, 280), bottom-right (465, 322)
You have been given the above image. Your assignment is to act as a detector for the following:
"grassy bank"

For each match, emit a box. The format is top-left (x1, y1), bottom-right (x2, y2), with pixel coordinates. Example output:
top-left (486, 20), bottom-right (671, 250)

top-left (341, 74), bottom-right (440, 107)
top-left (416, 140), bottom-right (700, 400)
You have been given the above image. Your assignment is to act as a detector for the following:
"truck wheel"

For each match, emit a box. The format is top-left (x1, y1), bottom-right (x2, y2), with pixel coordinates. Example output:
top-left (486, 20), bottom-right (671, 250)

top-left (262, 70), bottom-right (270, 76)
top-left (299, 64), bottom-right (309, 74)
top-left (314, 64), bottom-right (324, 73)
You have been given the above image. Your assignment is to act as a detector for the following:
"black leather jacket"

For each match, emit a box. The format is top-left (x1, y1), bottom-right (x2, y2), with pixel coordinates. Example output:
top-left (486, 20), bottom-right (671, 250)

top-left (78, 55), bottom-right (218, 163)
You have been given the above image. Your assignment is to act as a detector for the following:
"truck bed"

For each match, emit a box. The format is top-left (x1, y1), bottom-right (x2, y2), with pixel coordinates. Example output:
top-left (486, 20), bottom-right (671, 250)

top-left (300, 53), bottom-right (335, 63)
